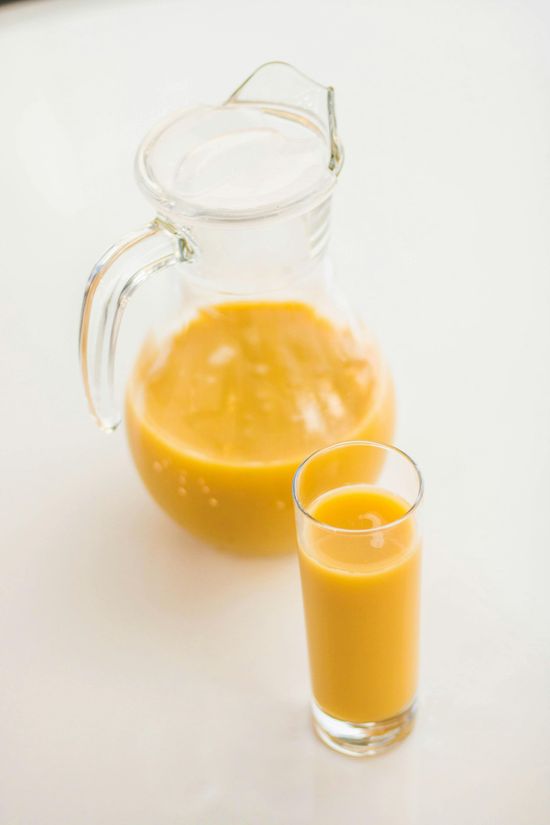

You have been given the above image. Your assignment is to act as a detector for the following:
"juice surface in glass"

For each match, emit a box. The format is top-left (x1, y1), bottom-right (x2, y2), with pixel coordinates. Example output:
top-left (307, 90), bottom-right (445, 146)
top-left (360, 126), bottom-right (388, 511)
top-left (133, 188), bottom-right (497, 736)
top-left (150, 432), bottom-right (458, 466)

top-left (126, 301), bottom-right (395, 554)
top-left (298, 485), bottom-right (421, 722)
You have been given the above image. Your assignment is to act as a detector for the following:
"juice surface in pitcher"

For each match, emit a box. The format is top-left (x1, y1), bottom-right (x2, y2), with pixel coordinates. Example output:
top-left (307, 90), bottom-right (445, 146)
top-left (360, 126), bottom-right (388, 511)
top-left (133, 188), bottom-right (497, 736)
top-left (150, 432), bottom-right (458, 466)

top-left (126, 300), bottom-right (395, 554)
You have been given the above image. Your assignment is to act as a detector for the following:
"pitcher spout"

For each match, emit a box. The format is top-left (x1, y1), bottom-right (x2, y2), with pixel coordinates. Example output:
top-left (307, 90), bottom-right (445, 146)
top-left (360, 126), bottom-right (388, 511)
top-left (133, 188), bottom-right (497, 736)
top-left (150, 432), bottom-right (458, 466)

top-left (227, 61), bottom-right (343, 176)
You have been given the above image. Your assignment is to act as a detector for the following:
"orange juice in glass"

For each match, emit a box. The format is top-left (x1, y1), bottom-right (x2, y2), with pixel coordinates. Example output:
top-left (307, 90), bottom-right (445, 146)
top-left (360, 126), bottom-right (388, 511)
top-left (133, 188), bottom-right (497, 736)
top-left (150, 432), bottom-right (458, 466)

top-left (293, 441), bottom-right (423, 756)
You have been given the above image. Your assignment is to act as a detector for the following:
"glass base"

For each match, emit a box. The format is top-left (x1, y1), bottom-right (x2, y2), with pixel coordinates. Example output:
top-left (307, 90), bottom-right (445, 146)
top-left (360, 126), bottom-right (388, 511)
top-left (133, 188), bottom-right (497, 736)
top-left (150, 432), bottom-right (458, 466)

top-left (311, 699), bottom-right (417, 757)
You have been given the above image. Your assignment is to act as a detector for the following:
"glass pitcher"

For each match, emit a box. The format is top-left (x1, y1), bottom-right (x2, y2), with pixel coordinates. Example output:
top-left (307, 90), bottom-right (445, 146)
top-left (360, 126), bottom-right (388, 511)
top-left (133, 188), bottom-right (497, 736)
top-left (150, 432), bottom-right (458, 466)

top-left (79, 62), bottom-right (395, 555)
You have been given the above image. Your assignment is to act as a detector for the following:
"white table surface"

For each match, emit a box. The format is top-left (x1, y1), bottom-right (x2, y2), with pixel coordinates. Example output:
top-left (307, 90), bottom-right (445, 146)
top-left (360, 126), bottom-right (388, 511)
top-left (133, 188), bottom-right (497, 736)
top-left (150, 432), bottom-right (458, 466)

top-left (1, 1), bottom-right (549, 822)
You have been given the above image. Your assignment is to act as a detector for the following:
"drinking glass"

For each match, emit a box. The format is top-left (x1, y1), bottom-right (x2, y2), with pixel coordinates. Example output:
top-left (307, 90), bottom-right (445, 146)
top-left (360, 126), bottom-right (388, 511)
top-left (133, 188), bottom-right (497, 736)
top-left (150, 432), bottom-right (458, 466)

top-left (292, 440), bottom-right (423, 756)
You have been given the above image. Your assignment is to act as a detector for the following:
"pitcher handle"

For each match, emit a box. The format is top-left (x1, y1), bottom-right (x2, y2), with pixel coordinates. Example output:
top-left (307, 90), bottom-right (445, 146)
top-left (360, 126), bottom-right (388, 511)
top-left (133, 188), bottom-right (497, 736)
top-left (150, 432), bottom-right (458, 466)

top-left (79, 218), bottom-right (188, 432)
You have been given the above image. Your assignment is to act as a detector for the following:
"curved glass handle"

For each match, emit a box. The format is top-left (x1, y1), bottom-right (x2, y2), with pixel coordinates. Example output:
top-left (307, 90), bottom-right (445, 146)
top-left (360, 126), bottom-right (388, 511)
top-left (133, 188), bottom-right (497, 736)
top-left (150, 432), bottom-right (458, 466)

top-left (79, 219), bottom-right (184, 432)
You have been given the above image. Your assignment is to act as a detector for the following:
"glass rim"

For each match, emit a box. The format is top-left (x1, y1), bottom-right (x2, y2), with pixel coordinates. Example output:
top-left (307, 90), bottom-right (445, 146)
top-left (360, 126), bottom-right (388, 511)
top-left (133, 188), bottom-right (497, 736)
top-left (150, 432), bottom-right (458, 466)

top-left (292, 440), bottom-right (424, 536)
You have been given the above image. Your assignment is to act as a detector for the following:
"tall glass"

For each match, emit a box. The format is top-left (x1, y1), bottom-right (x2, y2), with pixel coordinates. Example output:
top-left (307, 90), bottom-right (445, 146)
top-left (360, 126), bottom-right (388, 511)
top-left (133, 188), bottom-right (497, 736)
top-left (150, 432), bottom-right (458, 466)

top-left (293, 441), bottom-right (423, 756)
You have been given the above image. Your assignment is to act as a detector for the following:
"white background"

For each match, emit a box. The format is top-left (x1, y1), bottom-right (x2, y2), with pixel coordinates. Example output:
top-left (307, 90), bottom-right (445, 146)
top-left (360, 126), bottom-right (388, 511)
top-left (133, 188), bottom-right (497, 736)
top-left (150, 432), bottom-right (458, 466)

top-left (1, 1), bottom-right (549, 822)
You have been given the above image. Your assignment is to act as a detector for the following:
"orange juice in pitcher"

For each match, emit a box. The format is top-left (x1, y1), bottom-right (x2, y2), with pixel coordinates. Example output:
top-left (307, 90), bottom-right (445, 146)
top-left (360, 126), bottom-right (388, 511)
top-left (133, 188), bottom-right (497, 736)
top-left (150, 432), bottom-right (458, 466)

top-left (79, 63), bottom-right (395, 554)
